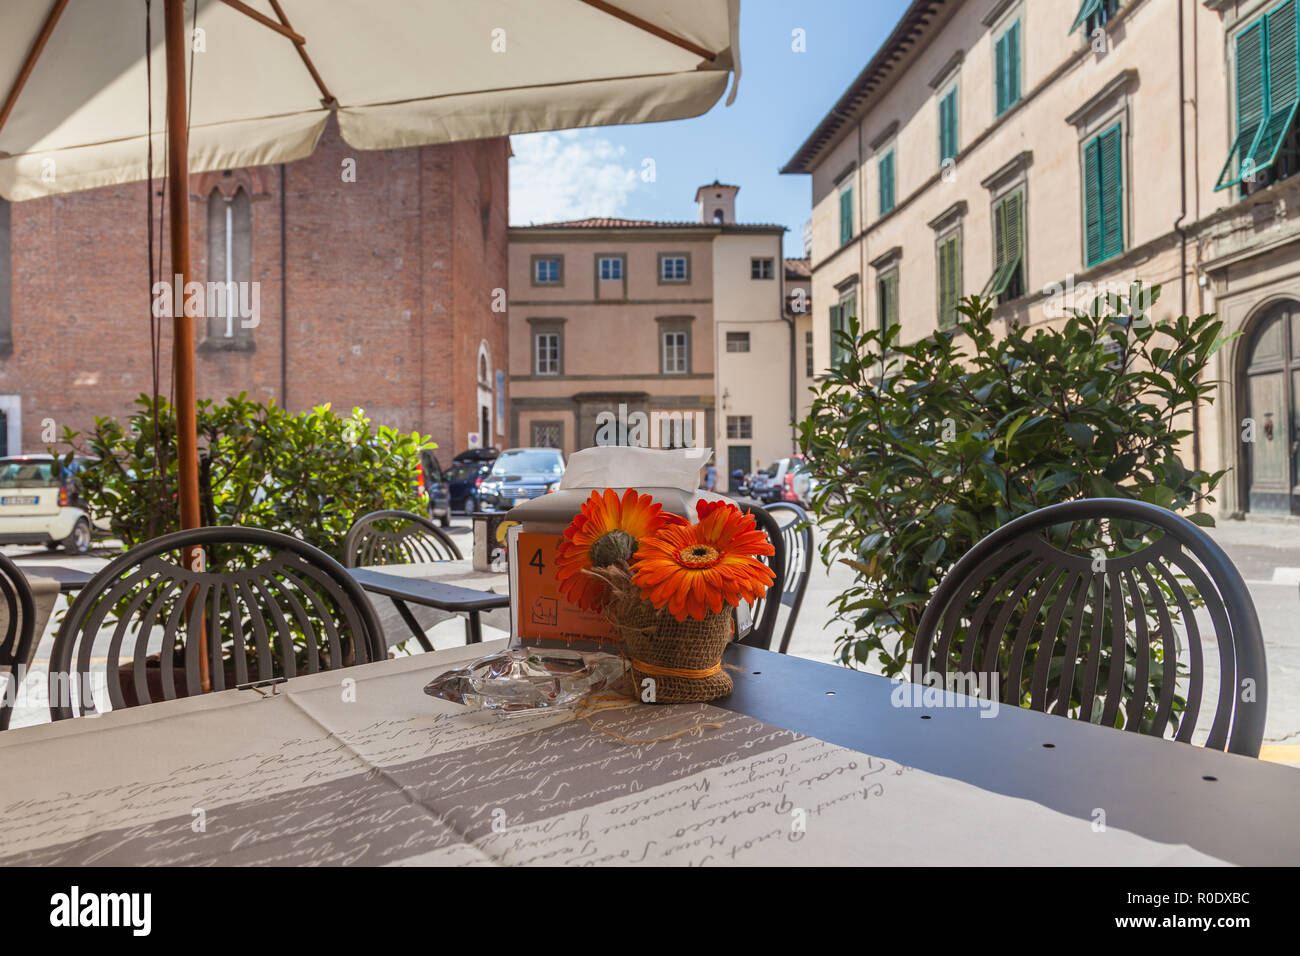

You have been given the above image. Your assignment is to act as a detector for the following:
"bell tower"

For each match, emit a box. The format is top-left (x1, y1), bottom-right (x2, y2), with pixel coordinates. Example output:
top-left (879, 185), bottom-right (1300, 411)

top-left (695, 181), bottom-right (739, 224)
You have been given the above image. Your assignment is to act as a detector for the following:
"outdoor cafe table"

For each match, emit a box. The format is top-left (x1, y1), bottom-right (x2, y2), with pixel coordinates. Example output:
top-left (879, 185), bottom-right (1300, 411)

top-left (0, 640), bottom-right (1297, 866)
top-left (348, 560), bottom-right (511, 648)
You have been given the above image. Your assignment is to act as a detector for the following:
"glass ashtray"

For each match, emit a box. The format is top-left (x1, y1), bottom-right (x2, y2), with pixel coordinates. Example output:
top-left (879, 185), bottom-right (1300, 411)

top-left (423, 646), bottom-right (627, 716)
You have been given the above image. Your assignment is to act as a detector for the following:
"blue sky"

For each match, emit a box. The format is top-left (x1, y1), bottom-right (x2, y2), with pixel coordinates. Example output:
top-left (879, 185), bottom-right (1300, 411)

top-left (509, 0), bottom-right (912, 257)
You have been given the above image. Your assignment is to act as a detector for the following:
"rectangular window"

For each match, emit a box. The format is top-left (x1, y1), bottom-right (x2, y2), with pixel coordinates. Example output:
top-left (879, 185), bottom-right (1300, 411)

top-left (534, 257), bottom-right (561, 284)
top-left (598, 256), bottom-right (623, 280)
top-left (531, 421), bottom-right (563, 449)
top-left (750, 257), bottom-right (774, 279)
top-left (995, 19), bottom-right (1021, 117)
top-left (205, 187), bottom-right (253, 343)
top-left (878, 151), bottom-right (896, 215)
top-left (937, 233), bottom-right (962, 330)
top-left (839, 186), bottom-right (854, 245)
top-left (726, 331), bottom-right (751, 352)
top-left (662, 330), bottom-right (689, 373)
top-left (986, 190), bottom-right (1026, 302)
top-left (1215, 1), bottom-right (1300, 192)
top-left (805, 330), bottom-right (815, 378)
top-left (877, 271), bottom-right (899, 341)
top-left (534, 331), bottom-right (561, 375)
top-left (939, 87), bottom-right (958, 166)
top-left (1083, 124), bottom-right (1124, 267)
top-left (726, 416), bottom-right (753, 440)
top-left (831, 293), bottom-right (856, 366)
top-left (660, 255), bottom-right (688, 281)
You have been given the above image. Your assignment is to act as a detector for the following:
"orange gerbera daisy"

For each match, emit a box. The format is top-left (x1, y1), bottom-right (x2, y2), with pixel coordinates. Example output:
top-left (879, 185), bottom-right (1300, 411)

top-left (631, 500), bottom-right (775, 621)
top-left (555, 489), bottom-right (683, 611)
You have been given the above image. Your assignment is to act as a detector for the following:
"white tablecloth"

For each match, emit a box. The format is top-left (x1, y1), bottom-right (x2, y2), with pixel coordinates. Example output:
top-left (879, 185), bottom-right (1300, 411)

top-left (0, 640), bottom-right (1226, 866)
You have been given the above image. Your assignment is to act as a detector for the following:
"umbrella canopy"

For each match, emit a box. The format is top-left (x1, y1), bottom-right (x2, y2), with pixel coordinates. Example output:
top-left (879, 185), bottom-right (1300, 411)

top-left (0, 0), bottom-right (738, 693)
top-left (0, 0), bottom-right (740, 200)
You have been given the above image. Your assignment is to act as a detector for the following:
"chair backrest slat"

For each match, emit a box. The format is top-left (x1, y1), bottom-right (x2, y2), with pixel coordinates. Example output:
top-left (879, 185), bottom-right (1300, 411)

top-left (49, 527), bottom-right (385, 720)
top-left (1149, 555), bottom-right (1205, 744)
top-left (939, 549), bottom-right (1030, 672)
top-left (912, 499), bottom-right (1267, 756)
top-left (1121, 567), bottom-right (1150, 732)
top-left (1006, 565), bottom-right (1069, 703)
top-left (1029, 569), bottom-right (1085, 711)
top-left (1135, 562), bottom-right (1180, 736)
top-left (1098, 568), bottom-right (1128, 728)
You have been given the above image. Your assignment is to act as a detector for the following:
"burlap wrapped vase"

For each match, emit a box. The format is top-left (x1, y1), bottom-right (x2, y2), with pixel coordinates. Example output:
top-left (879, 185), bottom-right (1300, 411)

top-left (620, 603), bottom-right (733, 703)
top-left (588, 565), bottom-right (734, 703)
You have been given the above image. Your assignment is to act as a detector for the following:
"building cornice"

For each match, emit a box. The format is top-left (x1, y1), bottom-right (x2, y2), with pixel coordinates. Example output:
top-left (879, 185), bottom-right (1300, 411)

top-left (870, 246), bottom-right (904, 270)
top-left (928, 200), bottom-right (967, 233)
top-left (928, 49), bottom-right (964, 90)
top-left (1065, 68), bottom-right (1139, 129)
top-left (980, 150), bottom-right (1034, 192)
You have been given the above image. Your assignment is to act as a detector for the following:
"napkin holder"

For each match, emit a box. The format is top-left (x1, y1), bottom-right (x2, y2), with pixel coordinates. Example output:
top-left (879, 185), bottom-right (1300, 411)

top-left (503, 446), bottom-right (726, 650)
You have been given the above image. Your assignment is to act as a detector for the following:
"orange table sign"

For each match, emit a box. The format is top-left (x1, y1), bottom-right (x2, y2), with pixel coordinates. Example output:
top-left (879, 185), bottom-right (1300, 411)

top-left (514, 532), bottom-right (620, 645)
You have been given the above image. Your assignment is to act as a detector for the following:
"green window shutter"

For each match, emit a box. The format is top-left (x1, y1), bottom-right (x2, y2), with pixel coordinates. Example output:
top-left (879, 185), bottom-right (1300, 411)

top-left (1007, 22), bottom-right (1021, 106)
top-left (829, 303), bottom-right (842, 365)
top-left (1099, 125), bottom-right (1124, 261)
top-left (1083, 137), bottom-right (1103, 266)
top-left (994, 33), bottom-right (1008, 115)
top-left (877, 273), bottom-right (898, 338)
top-left (1216, 17), bottom-right (1268, 190)
top-left (878, 152), bottom-right (894, 215)
top-left (985, 192), bottom-right (1025, 298)
top-left (1084, 126), bottom-right (1123, 267)
top-left (839, 187), bottom-right (853, 245)
top-left (939, 89), bottom-right (958, 164)
top-left (996, 22), bottom-right (1021, 115)
top-left (938, 236), bottom-right (960, 329)
top-left (1006, 192), bottom-right (1024, 288)
top-left (1070, 0), bottom-right (1102, 35)
top-left (1250, 1), bottom-right (1300, 178)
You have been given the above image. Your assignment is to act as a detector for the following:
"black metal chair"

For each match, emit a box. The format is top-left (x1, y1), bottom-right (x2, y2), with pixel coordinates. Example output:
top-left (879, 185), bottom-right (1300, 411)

top-left (343, 509), bottom-right (462, 566)
top-left (343, 509), bottom-right (466, 651)
top-left (911, 499), bottom-right (1267, 756)
top-left (736, 504), bottom-right (787, 651)
top-left (48, 527), bottom-right (386, 720)
top-left (764, 502), bottom-right (814, 654)
top-left (0, 553), bottom-right (38, 731)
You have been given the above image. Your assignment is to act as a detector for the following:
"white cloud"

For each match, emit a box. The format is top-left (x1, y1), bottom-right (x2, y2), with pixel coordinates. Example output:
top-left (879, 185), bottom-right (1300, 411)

top-left (509, 131), bottom-right (642, 225)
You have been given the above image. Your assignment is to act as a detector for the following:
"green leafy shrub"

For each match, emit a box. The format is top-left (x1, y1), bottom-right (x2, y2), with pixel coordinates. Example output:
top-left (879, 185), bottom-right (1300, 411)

top-left (58, 393), bottom-right (431, 562)
top-left (798, 288), bottom-right (1231, 689)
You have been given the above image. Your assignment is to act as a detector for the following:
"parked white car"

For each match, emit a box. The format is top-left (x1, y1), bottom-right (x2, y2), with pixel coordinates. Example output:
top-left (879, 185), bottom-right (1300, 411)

top-left (0, 455), bottom-right (101, 553)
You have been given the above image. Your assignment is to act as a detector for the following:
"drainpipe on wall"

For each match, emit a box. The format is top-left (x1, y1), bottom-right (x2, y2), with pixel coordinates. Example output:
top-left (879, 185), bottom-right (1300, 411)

top-left (781, 234), bottom-right (796, 449)
top-left (1171, 0), bottom-right (1202, 502)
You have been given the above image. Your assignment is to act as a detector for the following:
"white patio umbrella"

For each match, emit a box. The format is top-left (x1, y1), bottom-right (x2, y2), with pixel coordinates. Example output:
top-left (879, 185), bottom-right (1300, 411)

top-left (0, 0), bottom-right (739, 689)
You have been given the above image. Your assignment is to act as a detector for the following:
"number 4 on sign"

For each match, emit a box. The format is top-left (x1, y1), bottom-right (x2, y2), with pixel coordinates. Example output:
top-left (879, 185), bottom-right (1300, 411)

top-left (529, 548), bottom-right (545, 575)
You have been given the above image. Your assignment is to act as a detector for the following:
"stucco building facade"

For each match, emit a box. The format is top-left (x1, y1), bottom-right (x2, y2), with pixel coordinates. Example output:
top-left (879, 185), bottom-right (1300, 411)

top-left (784, 0), bottom-right (1300, 518)
top-left (508, 183), bottom-right (796, 485)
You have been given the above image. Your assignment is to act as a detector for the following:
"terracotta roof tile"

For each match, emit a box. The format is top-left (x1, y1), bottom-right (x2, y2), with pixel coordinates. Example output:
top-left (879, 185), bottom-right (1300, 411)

top-left (784, 257), bottom-right (811, 279)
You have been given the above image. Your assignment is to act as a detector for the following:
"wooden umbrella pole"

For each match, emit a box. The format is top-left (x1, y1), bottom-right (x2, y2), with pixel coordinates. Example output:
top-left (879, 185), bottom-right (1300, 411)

top-left (164, 0), bottom-right (209, 692)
